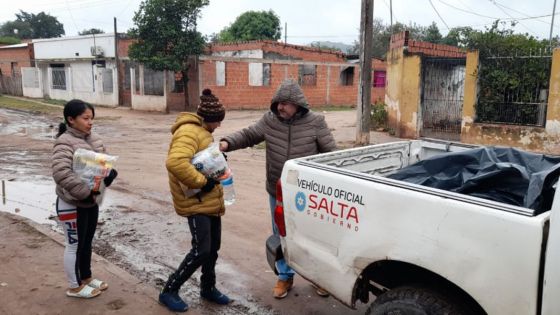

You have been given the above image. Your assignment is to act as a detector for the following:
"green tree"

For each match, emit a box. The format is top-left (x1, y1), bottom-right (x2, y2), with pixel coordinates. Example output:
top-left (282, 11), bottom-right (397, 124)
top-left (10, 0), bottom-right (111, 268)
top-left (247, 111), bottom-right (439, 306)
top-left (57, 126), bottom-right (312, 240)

top-left (423, 22), bottom-right (442, 43)
top-left (0, 10), bottom-right (64, 39)
top-left (217, 10), bottom-right (281, 42)
top-left (441, 26), bottom-right (476, 47)
top-left (350, 19), bottom-right (432, 58)
top-left (79, 28), bottom-right (105, 35)
top-left (128, 0), bottom-right (208, 109)
top-left (309, 42), bottom-right (343, 52)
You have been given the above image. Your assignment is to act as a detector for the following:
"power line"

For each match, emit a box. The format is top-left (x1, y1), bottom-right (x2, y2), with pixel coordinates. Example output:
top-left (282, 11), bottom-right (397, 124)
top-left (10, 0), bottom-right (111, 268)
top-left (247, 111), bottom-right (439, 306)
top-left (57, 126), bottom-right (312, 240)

top-left (439, 0), bottom-right (560, 22)
top-left (493, 1), bottom-right (554, 26)
top-left (439, 0), bottom-right (498, 19)
top-left (65, 0), bottom-right (80, 34)
top-left (489, 1), bottom-right (539, 36)
top-left (380, 0), bottom-right (397, 24)
top-left (429, 0), bottom-right (449, 29)
top-left (116, 0), bottom-right (137, 19)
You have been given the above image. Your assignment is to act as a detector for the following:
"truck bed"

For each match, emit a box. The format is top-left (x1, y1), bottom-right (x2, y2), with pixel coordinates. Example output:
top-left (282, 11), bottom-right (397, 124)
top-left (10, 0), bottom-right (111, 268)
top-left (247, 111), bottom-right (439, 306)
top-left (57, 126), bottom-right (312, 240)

top-left (297, 139), bottom-right (544, 217)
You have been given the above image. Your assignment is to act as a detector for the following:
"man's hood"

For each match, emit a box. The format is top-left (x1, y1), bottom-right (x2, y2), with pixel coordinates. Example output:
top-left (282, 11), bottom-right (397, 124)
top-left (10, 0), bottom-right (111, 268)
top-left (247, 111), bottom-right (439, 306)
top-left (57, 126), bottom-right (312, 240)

top-left (171, 112), bottom-right (203, 134)
top-left (270, 79), bottom-right (309, 115)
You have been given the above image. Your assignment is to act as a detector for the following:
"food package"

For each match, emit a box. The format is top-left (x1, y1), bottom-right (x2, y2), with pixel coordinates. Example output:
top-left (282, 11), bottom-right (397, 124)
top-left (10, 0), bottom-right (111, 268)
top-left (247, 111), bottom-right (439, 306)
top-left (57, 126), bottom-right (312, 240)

top-left (72, 148), bottom-right (118, 193)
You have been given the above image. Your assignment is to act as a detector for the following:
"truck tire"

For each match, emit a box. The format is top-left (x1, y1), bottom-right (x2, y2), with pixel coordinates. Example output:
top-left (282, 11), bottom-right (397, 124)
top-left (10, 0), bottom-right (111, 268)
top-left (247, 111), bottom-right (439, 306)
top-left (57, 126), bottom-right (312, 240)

top-left (366, 286), bottom-right (468, 315)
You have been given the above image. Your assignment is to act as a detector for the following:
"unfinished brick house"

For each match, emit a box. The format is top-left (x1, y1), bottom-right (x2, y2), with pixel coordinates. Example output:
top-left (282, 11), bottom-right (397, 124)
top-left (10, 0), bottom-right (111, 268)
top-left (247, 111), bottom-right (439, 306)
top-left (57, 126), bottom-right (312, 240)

top-left (198, 40), bottom-right (386, 109)
top-left (0, 42), bottom-right (34, 95)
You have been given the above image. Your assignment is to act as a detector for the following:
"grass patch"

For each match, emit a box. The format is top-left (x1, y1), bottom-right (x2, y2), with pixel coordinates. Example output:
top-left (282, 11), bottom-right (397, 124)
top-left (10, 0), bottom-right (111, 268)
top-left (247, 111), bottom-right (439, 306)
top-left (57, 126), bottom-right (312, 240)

top-left (317, 105), bottom-right (354, 112)
top-left (0, 96), bottom-right (62, 114)
top-left (254, 141), bottom-right (266, 150)
top-left (42, 98), bottom-right (67, 106)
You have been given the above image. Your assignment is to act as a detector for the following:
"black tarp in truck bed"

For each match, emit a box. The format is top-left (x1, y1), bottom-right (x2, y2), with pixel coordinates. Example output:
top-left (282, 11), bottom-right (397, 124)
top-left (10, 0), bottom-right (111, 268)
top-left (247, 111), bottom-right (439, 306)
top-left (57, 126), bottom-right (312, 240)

top-left (387, 147), bottom-right (560, 215)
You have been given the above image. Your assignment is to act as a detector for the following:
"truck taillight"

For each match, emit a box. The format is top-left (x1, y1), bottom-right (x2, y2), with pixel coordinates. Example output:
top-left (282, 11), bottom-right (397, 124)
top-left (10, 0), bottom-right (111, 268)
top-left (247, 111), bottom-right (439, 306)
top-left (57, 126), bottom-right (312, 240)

top-left (274, 179), bottom-right (286, 237)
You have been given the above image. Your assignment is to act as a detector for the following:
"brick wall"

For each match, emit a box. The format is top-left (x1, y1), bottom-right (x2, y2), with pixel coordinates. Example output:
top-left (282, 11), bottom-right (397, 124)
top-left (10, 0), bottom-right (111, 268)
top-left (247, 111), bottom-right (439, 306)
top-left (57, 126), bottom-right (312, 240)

top-left (117, 38), bottom-right (135, 58)
top-left (0, 44), bottom-right (33, 76)
top-left (390, 31), bottom-right (466, 58)
top-left (199, 58), bottom-right (386, 109)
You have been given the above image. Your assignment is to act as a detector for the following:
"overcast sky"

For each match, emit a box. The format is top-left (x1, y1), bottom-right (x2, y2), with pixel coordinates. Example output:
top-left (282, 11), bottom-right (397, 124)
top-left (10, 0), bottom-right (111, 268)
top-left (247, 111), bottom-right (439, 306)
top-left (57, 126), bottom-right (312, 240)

top-left (1, 0), bottom-right (558, 45)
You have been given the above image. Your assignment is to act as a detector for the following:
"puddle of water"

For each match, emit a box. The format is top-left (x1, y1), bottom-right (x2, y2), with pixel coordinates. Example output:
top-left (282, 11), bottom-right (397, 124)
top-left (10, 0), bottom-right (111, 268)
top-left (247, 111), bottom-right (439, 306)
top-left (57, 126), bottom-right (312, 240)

top-left (0, 179), bottom-right (57, 226)
top-left (0, 108), bottom-right (56, 140)
top-left (0, 178), bottom-right (119, 227)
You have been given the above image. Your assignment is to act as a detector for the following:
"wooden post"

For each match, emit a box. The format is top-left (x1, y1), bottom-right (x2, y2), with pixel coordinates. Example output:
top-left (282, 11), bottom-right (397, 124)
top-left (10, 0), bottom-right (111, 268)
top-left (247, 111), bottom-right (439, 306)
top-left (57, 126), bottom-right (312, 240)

top-left (356, 0), bottom-right (374, 146)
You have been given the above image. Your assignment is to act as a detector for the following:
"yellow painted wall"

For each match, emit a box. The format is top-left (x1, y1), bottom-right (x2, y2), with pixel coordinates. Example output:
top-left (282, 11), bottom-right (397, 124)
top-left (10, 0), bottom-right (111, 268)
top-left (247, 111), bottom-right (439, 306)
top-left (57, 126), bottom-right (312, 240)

top-left (461, 48), bottom-right (560, 155)
top-left (385, 47), bottom-right (404, 136)
top-left (400, 55), bottom-right (421, 138)
top-left (385, 47), bottom-right (421, 138)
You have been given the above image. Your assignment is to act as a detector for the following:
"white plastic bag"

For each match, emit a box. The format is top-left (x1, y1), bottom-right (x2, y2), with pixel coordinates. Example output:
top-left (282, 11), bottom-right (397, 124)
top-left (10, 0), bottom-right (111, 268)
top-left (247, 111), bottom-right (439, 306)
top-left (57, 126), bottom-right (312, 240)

top-left (72, 148), bottom-right (118, 193)
top-left (191, 142), bottom-right (229, 179)
top-left (180, 143), bottom-right (229, 198)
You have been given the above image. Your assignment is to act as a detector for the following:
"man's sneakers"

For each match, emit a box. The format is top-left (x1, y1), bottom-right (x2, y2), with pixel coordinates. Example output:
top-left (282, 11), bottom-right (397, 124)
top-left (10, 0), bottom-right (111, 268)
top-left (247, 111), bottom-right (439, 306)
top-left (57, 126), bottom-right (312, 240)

top-left (200, 287), bottom-right (231, 305)
top-left (273, 278), bottom-right (294, 299)
top-left (159, 291), bottom-right (189, 312)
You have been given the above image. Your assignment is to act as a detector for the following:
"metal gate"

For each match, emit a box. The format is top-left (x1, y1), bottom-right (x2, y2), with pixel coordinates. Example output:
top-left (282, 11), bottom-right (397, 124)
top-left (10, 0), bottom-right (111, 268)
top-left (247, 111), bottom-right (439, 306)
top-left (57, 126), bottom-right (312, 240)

top-left (420, 57), bottom-right (466, 141)
top-left (476, 49), bottom-right (552, 127)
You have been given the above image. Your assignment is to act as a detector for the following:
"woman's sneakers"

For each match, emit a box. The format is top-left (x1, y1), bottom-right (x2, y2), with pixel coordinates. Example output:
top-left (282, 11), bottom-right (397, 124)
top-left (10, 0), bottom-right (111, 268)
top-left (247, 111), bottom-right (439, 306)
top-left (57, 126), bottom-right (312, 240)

top-left (159, 291), bottom-right (189, 312)
top-left (200, 287), bottom-right (231, 305)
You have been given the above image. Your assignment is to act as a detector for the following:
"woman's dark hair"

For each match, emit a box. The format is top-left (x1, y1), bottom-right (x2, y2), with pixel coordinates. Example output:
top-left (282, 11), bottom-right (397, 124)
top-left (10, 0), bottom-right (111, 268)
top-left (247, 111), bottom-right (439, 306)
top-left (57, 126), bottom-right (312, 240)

top-left (56, 99), bottom-right (95, 138)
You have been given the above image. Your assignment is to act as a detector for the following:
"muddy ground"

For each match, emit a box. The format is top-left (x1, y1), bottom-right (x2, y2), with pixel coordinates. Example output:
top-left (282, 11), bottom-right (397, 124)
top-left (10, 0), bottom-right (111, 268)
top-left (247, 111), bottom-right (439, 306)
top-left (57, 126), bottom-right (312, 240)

top-left (0, 103), bottom-right (397, 314)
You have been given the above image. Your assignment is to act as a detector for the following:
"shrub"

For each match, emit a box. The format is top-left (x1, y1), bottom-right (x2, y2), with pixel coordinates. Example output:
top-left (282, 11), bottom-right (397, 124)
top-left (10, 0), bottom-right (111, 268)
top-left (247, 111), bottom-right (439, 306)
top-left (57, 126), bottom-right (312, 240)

top-left (0, 36), bottom-right (21, 45)
top-left (370, 101), bottom-right (388, 130)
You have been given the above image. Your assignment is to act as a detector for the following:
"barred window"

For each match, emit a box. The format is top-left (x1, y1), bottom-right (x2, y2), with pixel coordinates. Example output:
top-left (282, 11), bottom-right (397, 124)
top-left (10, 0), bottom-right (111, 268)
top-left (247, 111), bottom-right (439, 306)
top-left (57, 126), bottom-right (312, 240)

top-left (51, 65), bottom-right (66, 90)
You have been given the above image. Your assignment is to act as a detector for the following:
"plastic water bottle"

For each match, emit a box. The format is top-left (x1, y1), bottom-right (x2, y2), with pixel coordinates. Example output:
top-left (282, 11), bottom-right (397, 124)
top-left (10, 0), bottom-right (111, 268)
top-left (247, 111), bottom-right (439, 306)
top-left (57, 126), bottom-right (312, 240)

top-left (220, 172), bottom-right (236, 206)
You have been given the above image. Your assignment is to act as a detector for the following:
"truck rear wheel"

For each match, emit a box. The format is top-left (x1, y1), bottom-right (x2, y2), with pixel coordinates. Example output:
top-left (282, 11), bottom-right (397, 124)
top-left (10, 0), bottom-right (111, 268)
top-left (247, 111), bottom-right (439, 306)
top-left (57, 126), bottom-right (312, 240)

top-left (366, 285), bottom-right (468, 315)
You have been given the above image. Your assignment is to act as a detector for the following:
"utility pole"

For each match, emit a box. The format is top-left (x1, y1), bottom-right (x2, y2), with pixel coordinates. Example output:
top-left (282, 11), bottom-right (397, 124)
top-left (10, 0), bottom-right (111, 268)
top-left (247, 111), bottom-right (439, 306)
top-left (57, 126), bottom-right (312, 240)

top-left (285, 22), bottom-right (288, 44)
top-left (550, 0), bottom-right (558, 47)
top-left (390, 0), bottom-right (393, 27)
top-left (114, 17), bottom-right (121, 105)
top-left (356, 0), bottom-right (374, 146)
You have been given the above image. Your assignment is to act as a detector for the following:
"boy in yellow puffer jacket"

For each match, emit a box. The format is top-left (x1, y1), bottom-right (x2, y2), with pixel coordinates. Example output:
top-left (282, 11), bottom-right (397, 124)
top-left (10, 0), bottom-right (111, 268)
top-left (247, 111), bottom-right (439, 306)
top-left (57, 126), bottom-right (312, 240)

top-left (159, 89), bottom-right (231, 312)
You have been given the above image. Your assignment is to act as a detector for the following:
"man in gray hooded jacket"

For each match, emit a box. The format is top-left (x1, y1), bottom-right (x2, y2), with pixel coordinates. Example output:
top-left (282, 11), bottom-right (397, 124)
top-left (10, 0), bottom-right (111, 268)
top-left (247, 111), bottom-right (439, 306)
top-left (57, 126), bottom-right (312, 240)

top-left (219, 79), bottom-right (336, 299)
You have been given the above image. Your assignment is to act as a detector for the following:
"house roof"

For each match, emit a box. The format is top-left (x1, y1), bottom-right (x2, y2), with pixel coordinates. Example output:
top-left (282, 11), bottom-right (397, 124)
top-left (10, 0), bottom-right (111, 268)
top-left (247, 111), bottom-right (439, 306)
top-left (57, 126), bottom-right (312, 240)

top-left (208, 40), bottom-right (347, 58)
top-left (32, 33), bottom-right (116, 43)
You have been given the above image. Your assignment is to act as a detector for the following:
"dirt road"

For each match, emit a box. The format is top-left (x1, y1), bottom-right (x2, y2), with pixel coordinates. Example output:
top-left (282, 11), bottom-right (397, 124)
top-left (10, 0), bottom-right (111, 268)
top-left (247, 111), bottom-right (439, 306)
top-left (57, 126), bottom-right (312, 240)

top-left (0, 103), bottom-right (397, 314)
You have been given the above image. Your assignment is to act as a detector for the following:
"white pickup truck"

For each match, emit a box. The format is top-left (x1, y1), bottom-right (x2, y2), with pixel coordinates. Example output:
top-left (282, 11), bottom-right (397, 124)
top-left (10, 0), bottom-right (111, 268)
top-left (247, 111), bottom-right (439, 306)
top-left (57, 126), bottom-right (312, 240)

top-left (267, 139), bottom-right (560, 315)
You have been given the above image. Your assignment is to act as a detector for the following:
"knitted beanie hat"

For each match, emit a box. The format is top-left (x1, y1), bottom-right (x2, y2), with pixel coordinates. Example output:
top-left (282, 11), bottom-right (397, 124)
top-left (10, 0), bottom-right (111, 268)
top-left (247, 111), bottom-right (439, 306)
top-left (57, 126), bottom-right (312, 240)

top-left (197, 88), bottom-right (225, 123)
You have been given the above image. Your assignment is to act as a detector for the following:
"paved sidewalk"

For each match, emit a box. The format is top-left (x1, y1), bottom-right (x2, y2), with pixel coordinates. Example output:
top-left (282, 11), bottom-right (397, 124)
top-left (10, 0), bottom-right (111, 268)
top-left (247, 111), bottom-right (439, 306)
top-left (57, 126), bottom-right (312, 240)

top-left (0, 212), bottom-right (194, 315)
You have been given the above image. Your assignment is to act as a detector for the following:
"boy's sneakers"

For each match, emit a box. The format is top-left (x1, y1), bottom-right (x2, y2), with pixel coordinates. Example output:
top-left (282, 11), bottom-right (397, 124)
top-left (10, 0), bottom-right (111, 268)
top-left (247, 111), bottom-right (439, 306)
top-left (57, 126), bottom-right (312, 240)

top-left (159, 291), bottom-right (189, 312)
top-left (200, 287), bottom-right (231, 305)
top-left (273, 278), bottom-right (294, 299)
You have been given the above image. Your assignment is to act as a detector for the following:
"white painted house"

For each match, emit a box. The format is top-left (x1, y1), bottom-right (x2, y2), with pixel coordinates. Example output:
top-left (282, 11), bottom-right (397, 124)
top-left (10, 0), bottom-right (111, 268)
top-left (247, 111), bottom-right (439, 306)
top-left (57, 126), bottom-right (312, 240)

top-left (23, 33), bottom-right (119, 106)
